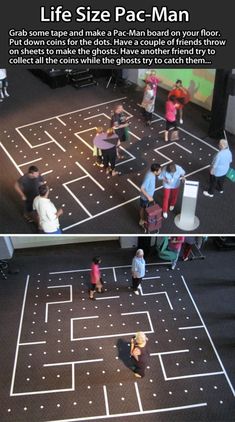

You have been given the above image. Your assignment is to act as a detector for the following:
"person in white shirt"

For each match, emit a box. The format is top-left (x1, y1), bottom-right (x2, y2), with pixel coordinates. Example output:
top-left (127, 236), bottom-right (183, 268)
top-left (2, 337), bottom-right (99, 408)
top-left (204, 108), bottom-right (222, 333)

top-left (33, 184), bottom-right (63, 234)
top-left (0, 69), bottom-right (10, 102)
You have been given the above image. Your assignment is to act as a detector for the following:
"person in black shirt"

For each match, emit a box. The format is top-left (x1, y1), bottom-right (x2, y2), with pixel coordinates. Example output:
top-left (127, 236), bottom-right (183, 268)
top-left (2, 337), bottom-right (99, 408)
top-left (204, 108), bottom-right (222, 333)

top-left (130, 331), bottom-right (149, 378)
top-left (111, 104), bottom-right (132, 158)
top-left (14, 165), bottom-right (44, 223)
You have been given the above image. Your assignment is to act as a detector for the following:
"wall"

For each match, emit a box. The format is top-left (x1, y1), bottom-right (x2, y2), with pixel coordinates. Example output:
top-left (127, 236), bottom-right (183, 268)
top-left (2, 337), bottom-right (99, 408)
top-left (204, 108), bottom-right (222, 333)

top-left (11, 236), bottom-right (118, 249)
top-left (124, 68), bottom-right (216, 110)
top-left (225, 69), bottom-right (235, 135)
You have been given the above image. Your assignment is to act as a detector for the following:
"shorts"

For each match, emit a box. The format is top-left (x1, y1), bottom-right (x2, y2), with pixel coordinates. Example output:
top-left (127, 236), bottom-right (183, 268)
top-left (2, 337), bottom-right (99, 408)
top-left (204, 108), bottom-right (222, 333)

top-left (166, 120), bottom-right (177, 131)
top-left (140, 198), bottom-right (148, 208)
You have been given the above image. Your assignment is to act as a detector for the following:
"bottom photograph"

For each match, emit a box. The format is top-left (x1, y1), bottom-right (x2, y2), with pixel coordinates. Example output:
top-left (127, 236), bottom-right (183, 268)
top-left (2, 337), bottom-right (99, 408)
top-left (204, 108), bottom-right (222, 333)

top-left (0, 235), bottom-right (234, 422)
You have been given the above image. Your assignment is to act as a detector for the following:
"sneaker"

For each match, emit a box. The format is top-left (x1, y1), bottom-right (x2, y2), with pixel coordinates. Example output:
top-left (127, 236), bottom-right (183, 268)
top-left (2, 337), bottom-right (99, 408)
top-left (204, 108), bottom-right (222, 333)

top-left (112, 170), bottom-right (119, 176)
top-left (134, 373), bottom-right (142, 378)
top-left (179, 118), bottom-right (183, 124)
top-left (163, 212), bottom-right (168, 219)
top-left (171, 263), bottom-right (176, 270)
top-left (105, 168), bottom-right (110, 175)
top-left (139, 219), bottom-right (145, 227)
top-left (219, 190), bottom-right (223, 194)
top-left (169, 206), bottom-right (174, 211)
top-left (134, 290), bottom-right (139, 295)
top-left (23, 214), bottom-right (34, 223)
top-left (183, 257), bottom-right (189, 262)
top-left (203, 191), bottom-right (214, 198)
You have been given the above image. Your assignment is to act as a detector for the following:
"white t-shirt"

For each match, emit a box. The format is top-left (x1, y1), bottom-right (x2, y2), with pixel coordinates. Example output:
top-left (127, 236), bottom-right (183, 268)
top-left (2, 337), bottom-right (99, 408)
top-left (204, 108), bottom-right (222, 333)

top-left (0, 69), bottom-right (7, 80)
top-left (33, 196), bottom-right (60, 233)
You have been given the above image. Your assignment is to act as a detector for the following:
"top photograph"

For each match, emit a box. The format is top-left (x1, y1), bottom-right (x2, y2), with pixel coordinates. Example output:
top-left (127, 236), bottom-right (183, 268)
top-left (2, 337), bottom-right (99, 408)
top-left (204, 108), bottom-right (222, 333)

top-left (0, 68), bottom-right (234, 234)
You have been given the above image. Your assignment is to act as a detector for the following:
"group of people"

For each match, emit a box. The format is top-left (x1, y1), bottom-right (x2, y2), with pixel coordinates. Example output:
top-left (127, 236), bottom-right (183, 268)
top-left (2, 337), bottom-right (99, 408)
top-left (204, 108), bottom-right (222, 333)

top-left (92, 104), bottom-right (132, 176)
top-left (14, 166), bottom-right (63, 234)
top-left (88, 241), bottom-right (196, 379)
top-left (140, 71), bottom-right (190, 142)
top-left (139, 161), bottom-right (186, 226)
top-left (13, 70), bottom-right (233, 232)
top-left (139, 136), bottom-right (232, 227)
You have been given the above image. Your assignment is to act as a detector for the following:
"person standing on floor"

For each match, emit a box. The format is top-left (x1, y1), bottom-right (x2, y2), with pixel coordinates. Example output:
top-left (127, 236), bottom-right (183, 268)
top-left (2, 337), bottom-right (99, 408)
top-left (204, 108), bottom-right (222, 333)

top-left (182, 237), bottom-right (197, 261)
top-left (131, 249), bottom-right (146, 295)
top-left (92, 127), bottom-right (104, 167)
top-left (139, 163), bottom-right (161, 227)
top-left (130, 331), bottom-right (149, 378)
top-left (140, 82), bottom-right (155, 126)
top-left (93, 127), bottom-right (119, 176)
top-left (144, 70), bottom-right (161, 103)
top-left (158, 162), bottom-right (186, 219)
top-left (164, 95), bottom-right (178, 142)
top-left (203, 139), bottom-right (233, 197)
top-left (89, 256), bottom-right (102, 300)
top-left (168, 236), bottom-right (185, 270)
top-left (14, 165), bottom-right (45, 223)
top-left (33, 184), bottom-right (63, 234)
top-left (168, 79), bottom-right (190, 124)
top-left (111, 104), bottom-right (132, 157)
top-left (0, 69), bottom-right (10, 102)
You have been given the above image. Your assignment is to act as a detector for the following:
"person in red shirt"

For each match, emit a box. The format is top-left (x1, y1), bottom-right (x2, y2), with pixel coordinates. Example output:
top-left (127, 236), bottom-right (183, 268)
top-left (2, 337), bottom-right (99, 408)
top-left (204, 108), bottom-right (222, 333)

top-left (164, 95), bottom-right (178, 142)
top-left (89, 256), bottom-right (102, 300)
top-left (168, 237), bottom-right (185, 270)
top-left (168, 79), bottom-right (190, 124)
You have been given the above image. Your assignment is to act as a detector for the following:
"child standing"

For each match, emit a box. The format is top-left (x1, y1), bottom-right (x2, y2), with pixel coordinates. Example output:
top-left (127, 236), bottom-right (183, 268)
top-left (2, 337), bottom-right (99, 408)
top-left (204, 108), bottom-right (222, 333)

top-left (89, 256), bottom-right (102, 300)
top-left (164, 95), bottom-right (179, 142)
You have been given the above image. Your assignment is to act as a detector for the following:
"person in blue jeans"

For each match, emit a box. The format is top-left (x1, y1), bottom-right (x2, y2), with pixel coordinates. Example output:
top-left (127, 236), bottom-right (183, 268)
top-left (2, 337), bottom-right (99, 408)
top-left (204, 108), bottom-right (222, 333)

top-left (139, 163), bottom-right (161, 227)
top-left (203, 139), bottom-right (232, 197)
